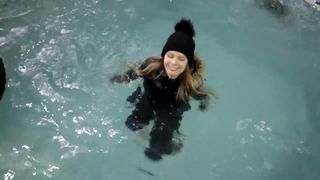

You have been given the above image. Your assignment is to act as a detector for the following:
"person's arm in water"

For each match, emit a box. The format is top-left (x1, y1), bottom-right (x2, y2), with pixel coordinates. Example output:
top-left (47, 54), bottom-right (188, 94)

top-left (109, 69), bottom-right (139, 84)
top-left (109, 58), bottom-right (152, 84)
top-left (0, 57), bottom-right (6, 100)
top-left (192, 93), bottom-right (210, 111)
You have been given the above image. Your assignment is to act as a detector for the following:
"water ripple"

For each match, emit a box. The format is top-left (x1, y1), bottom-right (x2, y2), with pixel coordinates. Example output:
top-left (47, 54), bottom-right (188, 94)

top-left (0, 144), bottom-right (61, 178)
top-left (0, 9), bottom-right (32, 21)
top-left (0, 26), bottom-right (28, 47)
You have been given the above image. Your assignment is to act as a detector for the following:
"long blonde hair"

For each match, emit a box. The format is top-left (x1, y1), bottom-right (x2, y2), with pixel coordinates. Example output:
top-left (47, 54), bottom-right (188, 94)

top-left (130, 55), bottom-right (217, 102)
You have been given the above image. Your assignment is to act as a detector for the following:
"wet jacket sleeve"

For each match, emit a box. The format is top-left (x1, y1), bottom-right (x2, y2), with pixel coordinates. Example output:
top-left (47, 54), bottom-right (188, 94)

top-left (192, 92), bottom-right (210, 112)
top-left (126, 85), bottom-right (142, 104)
top-left (193, 94), bottom-right (210, 111)
top-left (109, 69), bottom-right (139, 84)
top-left (110, 60), bottom-right (150, 84)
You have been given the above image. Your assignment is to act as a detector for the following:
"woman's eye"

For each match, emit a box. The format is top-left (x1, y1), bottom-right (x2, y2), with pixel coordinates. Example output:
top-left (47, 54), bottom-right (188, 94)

top-left (167, 53), bottom-right (174, 58)
top-left (178, 57), bottom-right (186, 61)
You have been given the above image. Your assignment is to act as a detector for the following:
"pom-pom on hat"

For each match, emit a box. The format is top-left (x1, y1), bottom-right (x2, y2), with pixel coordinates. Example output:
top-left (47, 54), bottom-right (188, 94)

top-left (161, 19), bottom-right (196, 73)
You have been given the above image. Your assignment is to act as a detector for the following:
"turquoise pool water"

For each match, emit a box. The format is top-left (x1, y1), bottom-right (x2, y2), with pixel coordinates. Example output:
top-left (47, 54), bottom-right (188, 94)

top-left (1, 0), bottom-right (320, 179)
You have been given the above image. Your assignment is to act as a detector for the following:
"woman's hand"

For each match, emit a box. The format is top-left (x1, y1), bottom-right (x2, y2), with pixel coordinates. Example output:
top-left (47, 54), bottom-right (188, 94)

top-left (198, 96), bottom-right (210, 111)
top-left (109, 74), bottom-right (129, 84)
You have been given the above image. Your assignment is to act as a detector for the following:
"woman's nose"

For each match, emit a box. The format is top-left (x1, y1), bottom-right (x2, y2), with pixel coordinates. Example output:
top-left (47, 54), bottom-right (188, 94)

top-left (171, 57), bottom-right (178, 64)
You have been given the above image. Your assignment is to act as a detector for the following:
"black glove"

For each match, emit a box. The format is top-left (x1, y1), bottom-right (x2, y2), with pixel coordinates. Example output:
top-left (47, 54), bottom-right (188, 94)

top-left (109, 74), bottom-right (129, 84)
top-left (199, 96), bottom-right (210, 111)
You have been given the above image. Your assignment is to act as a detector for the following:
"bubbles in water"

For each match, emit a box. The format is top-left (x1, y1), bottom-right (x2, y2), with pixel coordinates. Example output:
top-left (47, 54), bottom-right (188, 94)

top-left (236, 118), bottom-right (252, 131)
top-left (18, 65), bottom-right (27, 73)
top-left (38, 116), bottom-right (59, 129)
top-left (36, 44), bottom-right (58, 60)
top-left (32, 73), bottom-right (65, 103)
top-left (60, 28), bottom-right (72, 34)
top-left (47, 164), bottom-right (60, 173)
top-left (49, 39), bottom-right (56, 44)
top-left (118, 136), bottom-right (128, 143)
top-left (62, 110), bottom-right (73, 117)
top-left (3, 170), bottom-right (15, 180)
top-left (254, 120), bottom-right (272, 132)
top-left (236, 118), bottom-right (274, 146)
top-left (21, 145), bottom-right (30, 150)
top-left (60, 146), bottom-right (80, 160)
top-left (72, 116), bottom-right (84, 123)
top-left (108, 128), bottom-right (120, 138)
top-left (53, 136), bottom-right (70, 148)
top-left (75, 127), bottom-right (98, 135)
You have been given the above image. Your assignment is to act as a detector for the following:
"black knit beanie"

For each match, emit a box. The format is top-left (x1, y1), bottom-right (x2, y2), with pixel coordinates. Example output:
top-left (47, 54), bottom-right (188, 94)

top-left (161, 19), bottom-right (196, 72)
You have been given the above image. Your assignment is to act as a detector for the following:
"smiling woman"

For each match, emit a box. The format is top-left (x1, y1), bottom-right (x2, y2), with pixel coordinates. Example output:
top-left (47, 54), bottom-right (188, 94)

top-left (110, 19), bottom-right (216, 161)
top-left (163, 51), bottom-right (188, 80)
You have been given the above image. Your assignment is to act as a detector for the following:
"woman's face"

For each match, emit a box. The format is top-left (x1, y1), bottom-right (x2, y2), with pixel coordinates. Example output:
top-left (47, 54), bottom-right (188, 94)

top-left (163, 51), bottom-right (188, 79)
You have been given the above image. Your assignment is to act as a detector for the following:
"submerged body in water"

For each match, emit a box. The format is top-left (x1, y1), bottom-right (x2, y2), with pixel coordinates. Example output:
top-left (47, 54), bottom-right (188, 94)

top-left (125, 65), bottom-right (191, 160)
top-left (110, 19), bottom-right (215, 161)
top-left (111, 55), bottom-right (212, 161)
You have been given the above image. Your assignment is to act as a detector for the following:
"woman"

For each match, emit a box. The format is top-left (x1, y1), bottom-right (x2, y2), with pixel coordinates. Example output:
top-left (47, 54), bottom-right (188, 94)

top-left (110, 19), bottom-right (216, 161)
